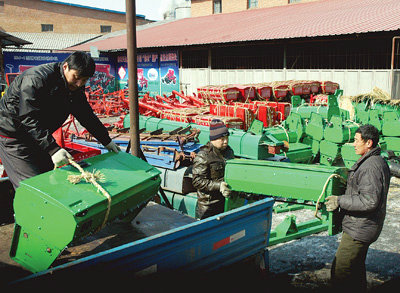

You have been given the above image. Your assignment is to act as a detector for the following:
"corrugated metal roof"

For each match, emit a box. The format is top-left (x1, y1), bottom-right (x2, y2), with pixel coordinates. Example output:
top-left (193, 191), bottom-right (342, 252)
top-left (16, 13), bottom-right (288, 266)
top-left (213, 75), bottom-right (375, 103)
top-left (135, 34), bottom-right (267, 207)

top-left (4, 32), bottom-right (100, 52)
top-left (68, 0), bottom-right (400, 51)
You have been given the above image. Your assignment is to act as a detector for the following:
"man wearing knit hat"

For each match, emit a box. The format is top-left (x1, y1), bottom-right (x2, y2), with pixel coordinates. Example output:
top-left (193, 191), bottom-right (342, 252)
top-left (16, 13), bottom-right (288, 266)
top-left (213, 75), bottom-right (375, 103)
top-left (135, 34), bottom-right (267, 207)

top-left (192, 119), bottom-right (235, 219)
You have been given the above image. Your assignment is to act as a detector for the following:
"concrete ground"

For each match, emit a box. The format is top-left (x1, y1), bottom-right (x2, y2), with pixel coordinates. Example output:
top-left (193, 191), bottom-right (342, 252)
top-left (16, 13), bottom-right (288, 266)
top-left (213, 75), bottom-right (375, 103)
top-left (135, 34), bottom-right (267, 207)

top-left (265, 176), bottom-right (400, 292)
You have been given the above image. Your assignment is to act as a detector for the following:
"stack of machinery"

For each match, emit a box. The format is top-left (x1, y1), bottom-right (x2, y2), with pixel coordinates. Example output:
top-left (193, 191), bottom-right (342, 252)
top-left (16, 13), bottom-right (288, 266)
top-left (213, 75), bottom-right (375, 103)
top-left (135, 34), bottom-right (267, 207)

top-left (285, 89), bottom-right (400, 174)
top-left (120, 86), bottom-right (400, 247)
top-left (35, 81), bottom-right (400, 258)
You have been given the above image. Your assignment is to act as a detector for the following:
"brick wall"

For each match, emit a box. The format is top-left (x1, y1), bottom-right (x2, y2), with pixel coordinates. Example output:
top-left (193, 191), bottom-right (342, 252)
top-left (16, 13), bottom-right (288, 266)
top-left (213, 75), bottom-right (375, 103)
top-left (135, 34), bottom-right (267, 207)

top-left (0, 0), bottom-right (151, 34)
top-left (191, 0), bottom-right (213, 17)
top-left (192, 0), bottom-right (320, 17)
top-left (223, 0), bottom-right (247, 13)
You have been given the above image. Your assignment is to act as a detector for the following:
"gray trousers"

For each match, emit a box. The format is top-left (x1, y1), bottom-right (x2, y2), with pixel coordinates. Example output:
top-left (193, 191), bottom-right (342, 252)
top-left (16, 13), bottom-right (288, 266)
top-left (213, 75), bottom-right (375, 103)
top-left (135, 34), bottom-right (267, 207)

top-left (0, 135), bottom-right (53, 189)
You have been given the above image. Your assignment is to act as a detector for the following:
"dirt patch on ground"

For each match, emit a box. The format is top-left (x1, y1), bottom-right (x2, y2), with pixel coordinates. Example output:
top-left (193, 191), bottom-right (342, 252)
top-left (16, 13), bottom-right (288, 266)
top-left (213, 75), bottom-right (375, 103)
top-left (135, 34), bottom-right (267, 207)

top-left (266, 176), bottom-right (400, 292)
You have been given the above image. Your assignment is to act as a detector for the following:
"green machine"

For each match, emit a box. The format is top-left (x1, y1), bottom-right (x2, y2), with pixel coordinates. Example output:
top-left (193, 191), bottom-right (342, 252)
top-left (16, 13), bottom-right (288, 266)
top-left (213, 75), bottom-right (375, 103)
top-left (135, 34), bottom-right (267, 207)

top-left (283, 90), bottom-right (355, 165)
top-left (318, 116), bottom-right (359, 166)
top-left (132, 114), bottom-right (295, 160)
top-left (224, 159), bottom-right (347, 245)
top-left (10, 152), bottom-right (161, 273)
top-left (290, 90), bottom-right (347, 121)
top-left (381, 111), bottom-right (400, 154)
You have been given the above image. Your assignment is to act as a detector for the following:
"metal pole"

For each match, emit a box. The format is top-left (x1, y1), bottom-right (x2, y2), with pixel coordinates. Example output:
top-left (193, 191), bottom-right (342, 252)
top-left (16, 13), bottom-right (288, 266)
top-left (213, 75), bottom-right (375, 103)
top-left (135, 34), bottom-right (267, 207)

top-left (391, 36), bottom-right (400, 100)
top-left (126, 0), bottom-right (140, 156)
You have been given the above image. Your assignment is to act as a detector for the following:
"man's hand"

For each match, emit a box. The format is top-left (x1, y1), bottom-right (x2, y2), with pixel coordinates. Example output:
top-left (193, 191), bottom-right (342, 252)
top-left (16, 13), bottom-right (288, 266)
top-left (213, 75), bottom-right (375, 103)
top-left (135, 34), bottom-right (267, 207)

top-left (325, 196), bottom-right (339, 212)
top-left (51, 148), bottom-right (73, 167)
top-left (220, 181), bottom-right (232, 198)
top-left (105, 141), bottom-right (121, 153)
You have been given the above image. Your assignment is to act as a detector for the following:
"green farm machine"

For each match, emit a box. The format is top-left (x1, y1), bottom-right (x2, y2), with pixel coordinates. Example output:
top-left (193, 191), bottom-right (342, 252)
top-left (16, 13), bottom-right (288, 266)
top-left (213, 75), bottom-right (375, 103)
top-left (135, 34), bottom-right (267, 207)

top-left (10, 152), bottom-right (161, 273)
top-left (148, 89), bottom-right (400, 246)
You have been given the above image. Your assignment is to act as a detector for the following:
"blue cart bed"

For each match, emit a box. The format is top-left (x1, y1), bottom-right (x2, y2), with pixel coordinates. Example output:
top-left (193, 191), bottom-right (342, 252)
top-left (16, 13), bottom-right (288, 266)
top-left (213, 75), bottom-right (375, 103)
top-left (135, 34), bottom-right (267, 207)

top-left (7, 197), bottom-right (274, 288)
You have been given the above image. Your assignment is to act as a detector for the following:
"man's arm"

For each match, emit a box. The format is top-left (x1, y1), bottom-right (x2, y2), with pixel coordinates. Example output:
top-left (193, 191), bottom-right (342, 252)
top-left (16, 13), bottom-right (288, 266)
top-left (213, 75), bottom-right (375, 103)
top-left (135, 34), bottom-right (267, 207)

top-left (19, 76), bottom-right (60, 155)
top-left (192, 152), bottom-right (221, 193)
top-left (338, 167), bottom-right (383, 213)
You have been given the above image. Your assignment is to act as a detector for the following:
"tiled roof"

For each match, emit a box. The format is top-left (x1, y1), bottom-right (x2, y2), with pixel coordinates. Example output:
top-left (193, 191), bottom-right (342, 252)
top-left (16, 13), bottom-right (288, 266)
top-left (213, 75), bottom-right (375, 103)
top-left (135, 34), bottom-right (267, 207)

top-left (68, 0), bottom-right (400, 51)
top-left (4, 32), bottom-right (100, 52)
top-left (0, 31), bottom-right (31, 47)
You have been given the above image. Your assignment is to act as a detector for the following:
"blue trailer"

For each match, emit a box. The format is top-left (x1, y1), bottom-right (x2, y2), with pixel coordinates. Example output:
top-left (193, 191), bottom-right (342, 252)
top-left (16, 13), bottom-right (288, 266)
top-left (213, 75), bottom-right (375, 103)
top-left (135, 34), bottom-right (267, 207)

top-left (1, 178), bottom-right (274, 287)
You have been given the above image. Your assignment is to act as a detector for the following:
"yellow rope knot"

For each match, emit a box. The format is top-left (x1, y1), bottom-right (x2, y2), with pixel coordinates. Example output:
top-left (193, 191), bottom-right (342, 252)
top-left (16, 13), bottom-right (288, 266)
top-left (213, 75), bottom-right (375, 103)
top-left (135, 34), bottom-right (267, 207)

top-left (67, 159), bottom-right (111, 230)
top-left (67, 169), bottom-right (106, 185)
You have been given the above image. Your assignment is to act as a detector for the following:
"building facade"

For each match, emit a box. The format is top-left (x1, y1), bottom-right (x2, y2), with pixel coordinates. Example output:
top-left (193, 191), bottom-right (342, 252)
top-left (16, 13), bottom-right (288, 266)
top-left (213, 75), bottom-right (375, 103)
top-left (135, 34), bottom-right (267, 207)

top-left (0, 0), bottom-right (152, 35)
top-left (191, 0), bottom-right (319, 17)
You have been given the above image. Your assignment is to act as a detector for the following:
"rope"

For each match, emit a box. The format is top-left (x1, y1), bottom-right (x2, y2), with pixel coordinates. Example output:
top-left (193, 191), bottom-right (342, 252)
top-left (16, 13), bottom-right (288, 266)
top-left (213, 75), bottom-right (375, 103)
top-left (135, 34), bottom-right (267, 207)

top-left (344, 120), bottom-right (360, 143)
top-left (274, 124), bottom-right (290, 143)
top-left (314, 173), bottom-right (346, 220)
top-left (67, 159), bottom-right (111, 230)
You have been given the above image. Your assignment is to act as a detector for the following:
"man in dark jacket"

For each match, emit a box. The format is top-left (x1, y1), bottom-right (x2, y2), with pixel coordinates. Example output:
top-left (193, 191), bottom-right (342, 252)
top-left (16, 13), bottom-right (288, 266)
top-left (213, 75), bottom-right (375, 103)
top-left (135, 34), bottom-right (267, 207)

top-left (0, 51), bottom-right (119, 189)
top-left (192, 119), bottom-right (234, 219)
top-left (325, 124), bottom-right (390, 291)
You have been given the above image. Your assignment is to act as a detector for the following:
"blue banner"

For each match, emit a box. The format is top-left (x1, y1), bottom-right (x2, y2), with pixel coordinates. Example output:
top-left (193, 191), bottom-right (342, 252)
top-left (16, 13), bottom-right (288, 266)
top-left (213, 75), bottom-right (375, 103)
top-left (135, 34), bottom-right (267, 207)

top-left (116, 50), bottom-right (179, 97)
top-left (160, 50), bottom-right (179, 96)
top-left (3, 52), bottom-right (117, 92)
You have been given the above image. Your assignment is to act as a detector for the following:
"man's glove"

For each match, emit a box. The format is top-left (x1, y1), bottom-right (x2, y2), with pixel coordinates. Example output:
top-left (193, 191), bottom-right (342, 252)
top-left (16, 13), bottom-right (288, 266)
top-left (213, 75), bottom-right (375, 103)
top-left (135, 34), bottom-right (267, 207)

top-left (220, 181), bottom-right (232, 198)
top-left (51, 148), bottom-right (73, 167)
top-left (105, 141), bottom-right (121, 153)
top-left (325, 196), bottom-right (339, 212)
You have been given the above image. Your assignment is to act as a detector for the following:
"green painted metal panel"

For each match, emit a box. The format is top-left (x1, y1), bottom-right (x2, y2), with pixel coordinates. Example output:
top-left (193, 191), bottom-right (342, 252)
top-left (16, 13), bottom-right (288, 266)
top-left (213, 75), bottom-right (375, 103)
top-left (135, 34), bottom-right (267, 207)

top-left (368, 109), bottom-right (382, 132)
top-left (265, 127), bottom-right (297, 143)
top-left (10, 152), bottom-right (161, 273)
top-left (292, 104), bottom-right (329, 120)
top-left (324, 116), bottom-right (358, 143)
top-left (161, 191), bottom-right (198, 218)
top-left (341, 142), bottom-right (359, 168)
top-left (382, 136), bottom-right (400, 154)
top-left (228, 129), bottom-right (271, 160)
top-left (284, 113), bottom-right (305, 143)
top-left (225, 159), bottom-right (347, 202)
top-left (284, 142), bottom-right (313, 163)
top-left (382, 111), bottom-right (400, 136)
top-left (319, 140), bottom-right (343, 166)
top-left (290, 90), bottom-right (343, 121)
top-left (305, 112), bottom-right (324, 141)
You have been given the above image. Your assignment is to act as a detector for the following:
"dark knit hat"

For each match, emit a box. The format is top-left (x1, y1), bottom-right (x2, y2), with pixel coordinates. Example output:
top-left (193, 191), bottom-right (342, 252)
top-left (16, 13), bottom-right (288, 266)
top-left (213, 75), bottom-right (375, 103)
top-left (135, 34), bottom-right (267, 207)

top-left (209, 119), bottom-right (229, 141)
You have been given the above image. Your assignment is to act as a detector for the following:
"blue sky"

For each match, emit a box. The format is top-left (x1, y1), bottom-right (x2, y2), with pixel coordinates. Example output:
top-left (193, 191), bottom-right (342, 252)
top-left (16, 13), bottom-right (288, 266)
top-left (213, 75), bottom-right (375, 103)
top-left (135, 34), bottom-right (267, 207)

top-left (60, 0), bottom-right (164, 20)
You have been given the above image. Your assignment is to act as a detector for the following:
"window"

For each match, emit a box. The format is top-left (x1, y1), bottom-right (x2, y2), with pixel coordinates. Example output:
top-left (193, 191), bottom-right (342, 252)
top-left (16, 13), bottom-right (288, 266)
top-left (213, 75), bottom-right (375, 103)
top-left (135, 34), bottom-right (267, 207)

top-left (213, 0), bottom-right (221, 14)
top-left (100, 25), bottom-right (112, 33)
top-left (289, 0), bottom-right (301, 3)
top-left (248, 0), bottom-right (258, 8)
top-left (182, 50), bottom-right (208, 68)
top-left (0, 1), bottom-right (4, 14)
top-left (41, 24), bottom-right (53, 32)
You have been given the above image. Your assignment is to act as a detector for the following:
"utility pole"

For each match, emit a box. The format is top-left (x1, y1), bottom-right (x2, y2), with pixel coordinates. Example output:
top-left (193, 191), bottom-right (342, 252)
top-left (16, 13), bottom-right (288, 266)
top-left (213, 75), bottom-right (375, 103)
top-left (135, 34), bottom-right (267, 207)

top-left (126, 0), bottom-right (140, 156)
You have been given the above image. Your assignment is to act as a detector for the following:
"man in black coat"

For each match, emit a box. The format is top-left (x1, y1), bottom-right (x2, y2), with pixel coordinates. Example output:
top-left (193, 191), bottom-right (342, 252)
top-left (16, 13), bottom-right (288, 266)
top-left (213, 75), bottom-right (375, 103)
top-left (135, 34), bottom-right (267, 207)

top-left (325, 124), bottom-right (391, 291)
top-left (0, 51), bottom-right (119, 189)
top-left (192, 119), bottom-right (234, 219)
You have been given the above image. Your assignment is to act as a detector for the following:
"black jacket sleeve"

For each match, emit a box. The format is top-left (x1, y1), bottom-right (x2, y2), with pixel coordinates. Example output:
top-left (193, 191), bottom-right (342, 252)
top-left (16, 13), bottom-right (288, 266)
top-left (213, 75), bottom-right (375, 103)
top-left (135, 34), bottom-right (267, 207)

top-left (192, 151), bottom-right (221, 193)
top-left (18, 75), bottom-right (60, 155)
top-left (338, 164), bottom-right (384, 213)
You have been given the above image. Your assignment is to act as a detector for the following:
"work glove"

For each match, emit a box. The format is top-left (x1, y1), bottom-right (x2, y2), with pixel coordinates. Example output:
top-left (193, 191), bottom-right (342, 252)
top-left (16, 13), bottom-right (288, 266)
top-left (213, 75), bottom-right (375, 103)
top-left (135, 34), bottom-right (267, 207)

top-left (105, 141), bottom-right (121, 153)
top-left (51, 148), bottom-right (73, 167)
top-left (325, 196), bottom-right (339, 212)
top-left (220, 181), bottom-right (232, 198)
